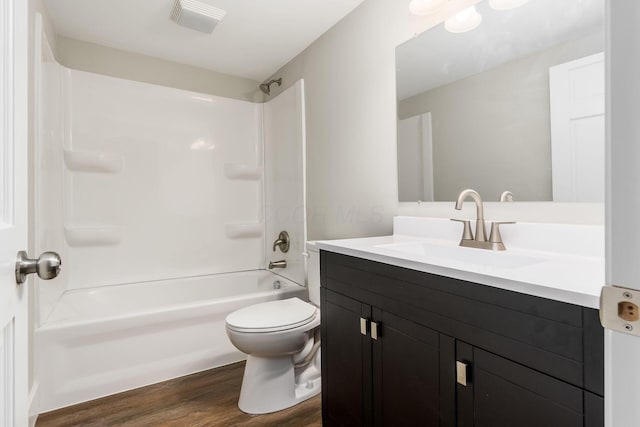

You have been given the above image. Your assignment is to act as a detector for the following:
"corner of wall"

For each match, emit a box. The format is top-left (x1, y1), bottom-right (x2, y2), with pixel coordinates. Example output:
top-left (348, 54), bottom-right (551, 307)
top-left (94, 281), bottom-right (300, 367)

top-left (54, 36), bottom-right (263, 103)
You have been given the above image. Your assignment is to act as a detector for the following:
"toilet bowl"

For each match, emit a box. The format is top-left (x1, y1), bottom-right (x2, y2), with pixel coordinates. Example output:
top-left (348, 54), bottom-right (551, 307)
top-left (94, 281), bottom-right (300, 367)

top-left (226, 298), bottom-right (321, 414)
top-left (225, 242), bottom-right (322, 414)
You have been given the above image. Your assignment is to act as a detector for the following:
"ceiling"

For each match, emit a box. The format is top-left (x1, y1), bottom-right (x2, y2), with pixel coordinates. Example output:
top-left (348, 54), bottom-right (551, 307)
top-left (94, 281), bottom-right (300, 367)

top-left (396, 0), bottom-right (604, 100)
top-left (45, 0), bottom-right (366, 82)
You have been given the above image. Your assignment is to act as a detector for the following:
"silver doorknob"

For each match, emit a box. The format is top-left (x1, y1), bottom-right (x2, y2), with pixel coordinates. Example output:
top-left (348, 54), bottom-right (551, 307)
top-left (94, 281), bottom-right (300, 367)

top-left (15, 251), bottom-right (62, 285)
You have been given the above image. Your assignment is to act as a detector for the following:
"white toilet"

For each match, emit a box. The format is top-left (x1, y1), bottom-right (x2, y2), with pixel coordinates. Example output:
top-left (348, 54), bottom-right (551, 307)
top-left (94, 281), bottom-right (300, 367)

top-left (225, 243), bottom-right (321, 414)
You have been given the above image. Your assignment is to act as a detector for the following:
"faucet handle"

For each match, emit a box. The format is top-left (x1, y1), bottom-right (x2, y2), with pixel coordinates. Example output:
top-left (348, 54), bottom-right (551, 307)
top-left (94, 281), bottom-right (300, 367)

top-left (499, 191), bottom-right (514, 202)
top-left (451, 219), bottom-right (474, 240)
top-left (489, 221), bottom-right (515, 244)
top-left (272, 231), bottom-right (290, 253)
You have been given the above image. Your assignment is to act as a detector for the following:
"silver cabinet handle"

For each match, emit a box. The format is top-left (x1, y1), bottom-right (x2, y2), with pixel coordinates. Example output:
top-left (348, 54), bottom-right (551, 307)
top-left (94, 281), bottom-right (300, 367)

top-left (360, 318), bottom-right (368, 336)
top-left (371, 321), bottom-right (379, 340)
top-left (15, 251), bottom-right (62, 285)
top-left (456, 361), bottom-right (469, 386)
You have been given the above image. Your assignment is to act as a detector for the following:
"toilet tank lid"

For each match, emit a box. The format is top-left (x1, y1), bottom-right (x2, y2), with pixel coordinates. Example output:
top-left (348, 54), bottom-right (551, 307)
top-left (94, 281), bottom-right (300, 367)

top-left (225, 297), bottom-right (317, 331)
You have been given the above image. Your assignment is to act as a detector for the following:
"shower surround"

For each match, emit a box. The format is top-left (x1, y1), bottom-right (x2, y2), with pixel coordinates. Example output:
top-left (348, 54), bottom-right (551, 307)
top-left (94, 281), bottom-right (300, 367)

top-left (35, 52), bottom-right (307, 411)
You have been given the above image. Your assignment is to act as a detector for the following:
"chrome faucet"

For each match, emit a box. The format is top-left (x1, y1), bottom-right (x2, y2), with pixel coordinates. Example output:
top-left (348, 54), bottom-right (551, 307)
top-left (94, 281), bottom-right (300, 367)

top-left (272, 231), bottom-right (290, 253)
top-left (455, 189), bottom-right (487, 242)
top-left (452, 189), bottom-right (514, 251)
top-left (268, 260), bottom-right (287, 269)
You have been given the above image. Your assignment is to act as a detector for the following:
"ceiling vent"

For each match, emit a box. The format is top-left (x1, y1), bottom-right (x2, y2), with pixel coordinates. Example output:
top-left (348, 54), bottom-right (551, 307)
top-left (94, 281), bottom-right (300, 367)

top-left (170, 0), bottom-right (226, 34)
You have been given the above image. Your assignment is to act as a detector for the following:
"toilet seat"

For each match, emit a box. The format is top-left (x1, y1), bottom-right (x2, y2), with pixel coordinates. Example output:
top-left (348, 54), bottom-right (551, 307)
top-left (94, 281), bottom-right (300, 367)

top-left (226, 297), bottom-right (318, 333)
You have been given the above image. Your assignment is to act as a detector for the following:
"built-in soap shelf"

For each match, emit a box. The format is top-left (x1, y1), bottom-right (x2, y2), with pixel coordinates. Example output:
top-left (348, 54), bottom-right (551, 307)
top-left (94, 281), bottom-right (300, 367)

top-left (64, 150), bottom-right (124, 174)
top-left (225, 223), bottom-right (263, 239)
top-left (64, 225), bottom-right (123, 247)
top-left (224, 163), bottom-right (262, 181)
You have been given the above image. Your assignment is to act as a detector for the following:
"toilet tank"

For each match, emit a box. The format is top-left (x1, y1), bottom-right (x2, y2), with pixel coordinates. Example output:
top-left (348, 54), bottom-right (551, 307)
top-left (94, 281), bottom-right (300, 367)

top-left (306, 242), bottom-right (320, 306)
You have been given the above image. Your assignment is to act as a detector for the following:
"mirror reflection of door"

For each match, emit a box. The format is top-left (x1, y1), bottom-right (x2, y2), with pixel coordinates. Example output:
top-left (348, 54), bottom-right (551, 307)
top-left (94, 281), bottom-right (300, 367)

top-left (398, 112), bottom-right (434, 202)
top-left (550, 52), bottom-right (605, 202)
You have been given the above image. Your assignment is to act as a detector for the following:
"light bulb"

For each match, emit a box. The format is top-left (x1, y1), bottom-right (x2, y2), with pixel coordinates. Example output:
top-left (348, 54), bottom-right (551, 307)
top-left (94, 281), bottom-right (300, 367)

top-left (445, 6), bottom-right (482, 33)
top-left (409, 0), bottom-right (447, 16)
top-left (455, 6), bottom-right (475, 22)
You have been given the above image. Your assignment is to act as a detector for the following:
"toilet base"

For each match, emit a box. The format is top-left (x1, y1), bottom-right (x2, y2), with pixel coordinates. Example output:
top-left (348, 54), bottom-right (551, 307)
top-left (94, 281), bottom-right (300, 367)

top-left (238, 352), bottom-right (321, 414)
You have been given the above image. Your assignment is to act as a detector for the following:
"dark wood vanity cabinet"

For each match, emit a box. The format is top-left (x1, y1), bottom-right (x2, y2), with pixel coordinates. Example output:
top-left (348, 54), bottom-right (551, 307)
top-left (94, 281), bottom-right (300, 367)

top-left (320, 250), bottom-right (604, 427)
top-left (322, 289), bottom-right (453, 426)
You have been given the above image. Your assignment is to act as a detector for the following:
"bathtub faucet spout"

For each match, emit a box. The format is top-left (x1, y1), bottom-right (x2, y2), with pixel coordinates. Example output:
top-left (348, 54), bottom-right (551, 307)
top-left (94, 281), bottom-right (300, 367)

top-left (268, 260), bottom-right (287, 269)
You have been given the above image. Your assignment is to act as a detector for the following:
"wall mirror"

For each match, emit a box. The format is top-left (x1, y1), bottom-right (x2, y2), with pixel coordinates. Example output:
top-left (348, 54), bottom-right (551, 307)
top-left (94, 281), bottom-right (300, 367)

top-left (396, 0), bottom-right (604, 203)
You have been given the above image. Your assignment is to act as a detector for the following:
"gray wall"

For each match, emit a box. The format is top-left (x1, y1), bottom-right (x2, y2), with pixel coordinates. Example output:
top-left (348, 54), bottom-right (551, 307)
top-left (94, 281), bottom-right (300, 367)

top-left (266, 0), bottom-right (604, 239)
top-left (399, 32), bottom-right (603, 201)
top-left (56, 36), bottom-right (264, 103)
top-left (264, 0), bottom-right (483, 239)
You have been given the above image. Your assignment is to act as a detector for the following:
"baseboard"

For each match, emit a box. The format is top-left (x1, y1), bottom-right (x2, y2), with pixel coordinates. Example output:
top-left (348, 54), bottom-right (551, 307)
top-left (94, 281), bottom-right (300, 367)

top-left (28, 381), bottom-right (39, 427)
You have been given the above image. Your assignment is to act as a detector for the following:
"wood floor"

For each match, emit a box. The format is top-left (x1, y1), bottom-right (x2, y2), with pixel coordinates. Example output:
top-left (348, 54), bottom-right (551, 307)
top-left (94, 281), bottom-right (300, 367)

top-left (36, 362), bottom-right (322, 427)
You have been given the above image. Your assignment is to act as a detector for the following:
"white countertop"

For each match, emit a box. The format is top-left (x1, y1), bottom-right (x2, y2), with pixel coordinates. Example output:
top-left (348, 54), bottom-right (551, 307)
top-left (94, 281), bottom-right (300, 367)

top-left (316, 218), bottom-right (605, 308)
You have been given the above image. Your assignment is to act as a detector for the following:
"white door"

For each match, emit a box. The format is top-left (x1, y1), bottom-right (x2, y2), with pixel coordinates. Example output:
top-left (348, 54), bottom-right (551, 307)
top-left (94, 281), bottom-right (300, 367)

top-left (1, 0), bottom-right (30, 426)
top-left (549, 52), bottom-right (605, 202)
top-left (397, 113), bottom-right (434, 202)
top-left (605, 2), bottom-right (640, 426)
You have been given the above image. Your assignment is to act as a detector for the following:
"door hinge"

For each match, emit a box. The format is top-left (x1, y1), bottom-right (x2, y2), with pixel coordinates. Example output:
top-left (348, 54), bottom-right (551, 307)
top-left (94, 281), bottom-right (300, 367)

top-left (600, 285), bottom-right (640, 336)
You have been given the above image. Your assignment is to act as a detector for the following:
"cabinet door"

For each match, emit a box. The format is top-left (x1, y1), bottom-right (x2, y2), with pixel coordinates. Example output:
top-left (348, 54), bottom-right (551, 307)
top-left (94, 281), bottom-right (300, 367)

top-left (457, 342), bottom-right (584, 427)
top-left (372, 310), bottom-right (456, 427)
top-left (321, 289), bottom-right (373, 426)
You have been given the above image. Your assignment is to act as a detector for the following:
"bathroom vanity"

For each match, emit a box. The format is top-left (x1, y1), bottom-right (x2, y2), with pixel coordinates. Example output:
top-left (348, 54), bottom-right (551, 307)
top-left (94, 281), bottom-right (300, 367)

top-left (317, 218), bottom-right (604, 427)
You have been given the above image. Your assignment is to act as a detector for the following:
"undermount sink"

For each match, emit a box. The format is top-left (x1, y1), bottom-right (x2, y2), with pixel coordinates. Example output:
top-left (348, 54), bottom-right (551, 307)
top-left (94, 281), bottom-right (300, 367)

top-left (375, 241), bottom-right (549, 269)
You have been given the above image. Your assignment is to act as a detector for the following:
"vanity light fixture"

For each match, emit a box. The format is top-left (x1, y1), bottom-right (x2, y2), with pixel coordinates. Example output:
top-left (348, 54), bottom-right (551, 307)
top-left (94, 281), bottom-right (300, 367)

top-left (489, 0), bottom-right (529, 10)
top-left (409, 0), bottom-right (448, 15)
top-left (444, 5), bottom-right (482, 33)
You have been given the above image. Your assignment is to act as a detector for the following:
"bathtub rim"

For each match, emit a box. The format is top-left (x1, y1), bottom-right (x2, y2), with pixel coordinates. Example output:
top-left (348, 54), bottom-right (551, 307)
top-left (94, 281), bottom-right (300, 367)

top-left (39, 269), bottom-right (306, 331)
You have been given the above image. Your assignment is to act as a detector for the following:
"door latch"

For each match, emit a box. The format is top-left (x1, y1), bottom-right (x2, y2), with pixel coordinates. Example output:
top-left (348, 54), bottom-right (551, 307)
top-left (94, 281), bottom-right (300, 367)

top-left (600, 285), bottom-right (640, 336)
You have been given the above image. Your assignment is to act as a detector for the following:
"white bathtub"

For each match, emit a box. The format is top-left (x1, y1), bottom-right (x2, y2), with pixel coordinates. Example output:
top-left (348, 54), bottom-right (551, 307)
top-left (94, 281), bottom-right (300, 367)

top-left (36, 270), bottom-right (307, 413)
